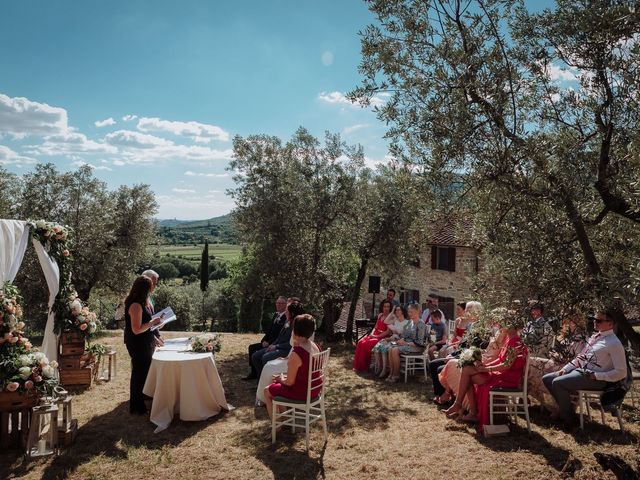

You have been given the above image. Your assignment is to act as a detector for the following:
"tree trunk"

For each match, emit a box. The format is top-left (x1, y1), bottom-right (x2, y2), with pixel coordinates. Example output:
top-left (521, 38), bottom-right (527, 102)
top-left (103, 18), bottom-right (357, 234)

top-left (562, 195), bottom-right (640, 353)
top-left (346, 255), bottom-right (369, 343)
top-left (320, 298), bottom-right (340, 342)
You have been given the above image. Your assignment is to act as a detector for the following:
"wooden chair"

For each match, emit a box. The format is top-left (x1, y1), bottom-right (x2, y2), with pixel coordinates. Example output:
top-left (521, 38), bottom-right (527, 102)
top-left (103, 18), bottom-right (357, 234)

top-left (272, 349), bottom-right (330, 451)
top-left (489, 355), bottom-right (531, 433)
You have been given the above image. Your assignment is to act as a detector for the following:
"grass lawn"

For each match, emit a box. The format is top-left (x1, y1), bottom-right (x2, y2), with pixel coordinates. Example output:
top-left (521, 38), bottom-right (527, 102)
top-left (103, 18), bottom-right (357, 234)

top-left (157, 244), bottom-right (241, 262)
top-left (2, 331), bottom-right (638, 480)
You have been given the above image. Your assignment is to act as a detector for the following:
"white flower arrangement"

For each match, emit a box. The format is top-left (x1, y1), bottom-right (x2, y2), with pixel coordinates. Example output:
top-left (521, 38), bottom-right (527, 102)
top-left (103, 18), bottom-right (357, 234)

top-left (190, 333), bottom-right (222, 354)
top-left (458, 346), bottom-right (483, 368)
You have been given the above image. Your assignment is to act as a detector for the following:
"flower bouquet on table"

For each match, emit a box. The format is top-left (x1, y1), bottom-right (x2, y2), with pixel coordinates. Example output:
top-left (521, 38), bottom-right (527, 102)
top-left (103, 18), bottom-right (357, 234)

top-left (190, 333), bottom-right (222, 354)
top-left (457, 346), bottom-right (483, 368)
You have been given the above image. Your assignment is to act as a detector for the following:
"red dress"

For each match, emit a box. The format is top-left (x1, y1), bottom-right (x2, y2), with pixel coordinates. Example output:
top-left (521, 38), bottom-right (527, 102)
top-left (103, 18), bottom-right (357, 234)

top-left (474, 335), bottom-right (528, 431)
top-left (268, 346), bottom-right (321, 401)
top-left (353, 315), bottom-right (389, 372)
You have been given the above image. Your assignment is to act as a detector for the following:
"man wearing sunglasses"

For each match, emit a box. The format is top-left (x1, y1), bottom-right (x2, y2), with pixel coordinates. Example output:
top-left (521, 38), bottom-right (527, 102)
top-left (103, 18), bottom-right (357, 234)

top-left (542, 310), bottom-right (627, 428)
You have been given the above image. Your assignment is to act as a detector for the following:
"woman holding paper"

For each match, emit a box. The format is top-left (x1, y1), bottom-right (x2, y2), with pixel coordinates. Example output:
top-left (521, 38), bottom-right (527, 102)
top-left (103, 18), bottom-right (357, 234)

top-left (124, 275), bottom-right (163, 415)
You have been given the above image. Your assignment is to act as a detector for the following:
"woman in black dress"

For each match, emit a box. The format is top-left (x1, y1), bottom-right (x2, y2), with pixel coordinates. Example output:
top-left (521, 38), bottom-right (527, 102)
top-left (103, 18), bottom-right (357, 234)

top-left (124, 276), bottom-right (163, 414)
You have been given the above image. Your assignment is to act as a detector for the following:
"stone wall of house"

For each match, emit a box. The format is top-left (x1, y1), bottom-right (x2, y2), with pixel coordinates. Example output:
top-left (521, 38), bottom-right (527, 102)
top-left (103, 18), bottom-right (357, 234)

top-left (359, 245), bottom-right (479, 317)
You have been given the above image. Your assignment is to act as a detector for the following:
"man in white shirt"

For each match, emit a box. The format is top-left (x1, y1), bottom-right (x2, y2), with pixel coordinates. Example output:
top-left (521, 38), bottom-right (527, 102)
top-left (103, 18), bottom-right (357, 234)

top-left (542, 310), bottom-right (627, 426)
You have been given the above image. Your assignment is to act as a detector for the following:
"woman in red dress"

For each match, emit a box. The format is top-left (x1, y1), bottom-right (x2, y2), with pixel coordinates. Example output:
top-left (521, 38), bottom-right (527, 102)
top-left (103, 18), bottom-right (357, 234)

top-left (264, 314), bottom-right (321, 421)
top-left (353, 300), bottom-right (393, 373)
top-left (443, 317), bottom-right (527, 431)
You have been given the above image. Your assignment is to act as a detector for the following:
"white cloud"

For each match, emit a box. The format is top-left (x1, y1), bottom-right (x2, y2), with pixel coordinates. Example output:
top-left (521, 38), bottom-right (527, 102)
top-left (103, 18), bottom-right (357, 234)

top-left (94, 117), bottom-right (116, 128)
top-left (171, 188), bottom-right (196, 193)
top-left (29, 132), bottom-right (117, 156)
top-left (113, 159), bottom-right (125, 166)
top-left (184, 170), bottom-right (230, 178)
top-left (0, 93), bottom-right (68, 138)
top-left (547, 63), bottom-right (578, 82)
top-left (321, 51), bottom-right (334, 66)
top-left (343, 124), bottom-right (370, 135)
top-left (70, 159), bottom-right (113, 171)
top-left (156, 193), bottom-right (235, 219)
top-left (105, 129), bottom-right (174, 149)
top-left (137, 117), bottom-right (230, 143)
top-left (122, 114), bottom-right (138, 122)
top-left (318, 91), bottom-right (387, 108)
top-left (0, 145), bottom-right (36, 166)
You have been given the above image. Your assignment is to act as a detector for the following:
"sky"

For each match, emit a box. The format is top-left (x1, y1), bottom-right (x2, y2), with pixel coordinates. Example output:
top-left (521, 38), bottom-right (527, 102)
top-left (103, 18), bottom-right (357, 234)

top-left (0, 1), bottom-right (560, 220)
top-left (0, 0), bottom-right (391, 219)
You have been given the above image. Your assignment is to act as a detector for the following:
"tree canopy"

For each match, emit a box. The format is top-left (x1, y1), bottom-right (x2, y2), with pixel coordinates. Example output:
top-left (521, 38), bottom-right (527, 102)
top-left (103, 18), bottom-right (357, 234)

top-left (353, 0), bottom-right (640, 349)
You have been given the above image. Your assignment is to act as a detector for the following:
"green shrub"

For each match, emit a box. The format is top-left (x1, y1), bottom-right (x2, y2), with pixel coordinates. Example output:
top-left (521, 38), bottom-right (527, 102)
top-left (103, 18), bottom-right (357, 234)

top-left (153, 262), bottom-right (180, 279)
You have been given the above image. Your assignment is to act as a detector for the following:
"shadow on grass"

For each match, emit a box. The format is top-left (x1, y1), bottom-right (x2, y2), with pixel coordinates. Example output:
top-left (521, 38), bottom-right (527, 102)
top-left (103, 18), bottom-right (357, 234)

top-left (478, 424), bottom-right (581, 473)
top-left (230, 418), bottom-right (327, 480)
top-left (0, 401), bottom-right (219, 480)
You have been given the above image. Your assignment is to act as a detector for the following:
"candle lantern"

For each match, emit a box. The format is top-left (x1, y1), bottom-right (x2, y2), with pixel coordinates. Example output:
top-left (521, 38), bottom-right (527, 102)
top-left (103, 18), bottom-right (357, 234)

top-left (25, 404), bottom-right (58, 458)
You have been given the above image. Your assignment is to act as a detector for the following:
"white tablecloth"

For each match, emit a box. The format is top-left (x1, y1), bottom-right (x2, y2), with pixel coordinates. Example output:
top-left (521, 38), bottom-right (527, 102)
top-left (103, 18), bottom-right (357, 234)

top-left (143, 338), bottom-right (232, 433)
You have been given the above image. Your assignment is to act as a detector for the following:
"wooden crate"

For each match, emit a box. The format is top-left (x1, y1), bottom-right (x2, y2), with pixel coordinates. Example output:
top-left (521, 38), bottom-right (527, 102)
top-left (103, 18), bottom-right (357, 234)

top-left (59, 355), bottom-right (82, 370)
top-left (57, 418), bottom-right (78, 447)
top-left (61, 342), bottom-right (86, 356)
top-left (0, 407), bottom-right (33, 449)
top-left (0, 391), bottom-right (38, 411)
top-left (59, 366), bottom-right (93, 387)
top-left (60, 331), bottom-right (84, 344)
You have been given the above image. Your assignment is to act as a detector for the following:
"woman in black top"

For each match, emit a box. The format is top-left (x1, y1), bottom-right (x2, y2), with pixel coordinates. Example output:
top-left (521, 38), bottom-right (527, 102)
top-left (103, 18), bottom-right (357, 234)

top-left (124, 276), bottom-right (163, 414)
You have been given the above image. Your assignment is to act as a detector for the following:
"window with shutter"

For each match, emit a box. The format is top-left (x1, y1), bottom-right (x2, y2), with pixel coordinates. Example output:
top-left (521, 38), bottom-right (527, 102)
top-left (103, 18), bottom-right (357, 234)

top-left (431, 246), bottom-right (457, 272)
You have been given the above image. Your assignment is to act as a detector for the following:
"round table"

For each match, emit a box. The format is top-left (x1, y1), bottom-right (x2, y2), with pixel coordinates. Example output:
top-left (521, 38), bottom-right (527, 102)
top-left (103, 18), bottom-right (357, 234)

top-left (143, 338), bottom-right (232, 433)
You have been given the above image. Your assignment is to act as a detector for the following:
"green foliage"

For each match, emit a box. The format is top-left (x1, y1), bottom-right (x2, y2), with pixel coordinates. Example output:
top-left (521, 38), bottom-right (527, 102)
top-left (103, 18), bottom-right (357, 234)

top-left (354, 0), bottom-right (640, 350)
top-left (200, 241), bottom-right (209, 292)
top-left (156, 214), bottom-right (238, 245)
top-left (163, 257), bottom-right (197, 277)
top-left (152, 284), bottom-right (194, 331)
top-left (153, 263), bottom-right (180, 280)
top-left (8, 164), bottom-right (157, 329)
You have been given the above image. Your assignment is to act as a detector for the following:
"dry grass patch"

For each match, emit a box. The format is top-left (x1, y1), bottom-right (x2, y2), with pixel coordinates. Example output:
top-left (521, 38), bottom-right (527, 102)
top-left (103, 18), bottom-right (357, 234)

top-left (1, 331), bottom-right (638, 479)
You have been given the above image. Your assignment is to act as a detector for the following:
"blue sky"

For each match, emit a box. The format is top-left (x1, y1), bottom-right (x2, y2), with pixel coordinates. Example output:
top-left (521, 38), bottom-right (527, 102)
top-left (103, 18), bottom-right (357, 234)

top-left (0, 1), bottom-right (560, 220)
top-left (0, 0), bottom-right (389, 219)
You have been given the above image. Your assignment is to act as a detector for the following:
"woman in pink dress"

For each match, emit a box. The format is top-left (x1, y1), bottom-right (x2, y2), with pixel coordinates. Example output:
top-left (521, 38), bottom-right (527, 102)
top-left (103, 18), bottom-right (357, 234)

top-left (353, 300), bottom-right (393, 373)
top-left (443, 319), bottom-right (527, 431)
top-left (264, 314), bottom-right (321, 421)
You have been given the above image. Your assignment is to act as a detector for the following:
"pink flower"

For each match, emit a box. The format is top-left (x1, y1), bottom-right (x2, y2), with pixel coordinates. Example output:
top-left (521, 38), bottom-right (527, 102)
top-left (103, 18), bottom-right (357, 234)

top-left (207, 344), bottom-right (214, 351)
top-left (24, 380), bottom-right (34, 390)
top-left (34, 376), bottom-right (42, 383)
top-left (24, 342), bottom-right (32, 350)
top-left (52, 226), bottom-right (61, 233)
top-left (63, 249), bottom-right (70, 257)
top-left (9, 336), bottom-right (19, 344)
top-left (6, 382), bottom-right (19, 392)
top-left (79, 323), bottom-right (88, 331)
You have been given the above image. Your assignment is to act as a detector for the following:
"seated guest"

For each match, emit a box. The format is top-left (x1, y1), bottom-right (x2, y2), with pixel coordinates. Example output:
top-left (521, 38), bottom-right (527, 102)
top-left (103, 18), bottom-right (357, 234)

top-left (251, 299), bottom-right (301, 377)
top-left (421, 295), bottom-right (445, 324)
top-left (450, 302), bottom-right (468, 344)
top-left (353, 299), bottom-right (393, 373)
top-left (244, 296), bottom-right (287, 380)
top-left (264, 314), bottom-right (321, 421)
top-left (386, 288), bottom-right (400, 307)
top-left (542, 310), bottom-right (626, 428)
top-left (527, 312), bottom-right (588, 414)
top-left (426, 310), bottom-right (447, 360)
top-left (255, 301), bottom-right (310, 405)
top-left (522, 302), bottom-right (554, 357)
top-left (443, 313), bottom-right (527, 430)
top-left (373, 305), bottom-right (409, 378)
top-left (386, 303), bottom-right (427, 383)
top-left (435, 312), bottom-right (505, 406)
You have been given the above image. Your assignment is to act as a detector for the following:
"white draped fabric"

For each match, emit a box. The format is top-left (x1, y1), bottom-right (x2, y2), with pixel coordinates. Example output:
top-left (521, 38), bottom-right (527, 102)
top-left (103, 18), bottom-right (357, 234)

top-left (32, 239), bottom-right (60, 363)
top-left (0, 220), bottom-right (30, 284)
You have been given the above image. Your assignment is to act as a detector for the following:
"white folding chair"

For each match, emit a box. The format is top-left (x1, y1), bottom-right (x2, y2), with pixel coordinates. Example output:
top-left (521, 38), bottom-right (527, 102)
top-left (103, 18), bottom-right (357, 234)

top-left (489, 355), bottom-right (531, 433)
top-left (576, 390), bottom-right (624, 432)
top-left (447, 319), bottom-right (456, 340)
top-left (630, 371), bottom-right (639, 408)
top-left (272, 349), bottom-right (330, 450)
top-left (400, 352), bottom-right (429, 383)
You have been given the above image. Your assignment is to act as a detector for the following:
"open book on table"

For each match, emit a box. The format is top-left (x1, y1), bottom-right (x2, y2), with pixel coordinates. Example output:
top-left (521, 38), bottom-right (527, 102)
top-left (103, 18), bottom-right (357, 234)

top-left (150, 307), bottom-right (177, 331)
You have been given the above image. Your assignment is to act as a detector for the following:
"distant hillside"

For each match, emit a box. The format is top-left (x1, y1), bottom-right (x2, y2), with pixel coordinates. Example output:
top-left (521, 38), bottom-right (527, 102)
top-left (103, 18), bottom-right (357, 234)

top-left (155, 214), bottom-right (237, 245)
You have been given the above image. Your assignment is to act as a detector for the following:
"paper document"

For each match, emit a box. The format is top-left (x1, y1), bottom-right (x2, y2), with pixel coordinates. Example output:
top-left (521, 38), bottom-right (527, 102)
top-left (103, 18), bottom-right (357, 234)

top-left (150, 307), bottom-right (177, 331)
